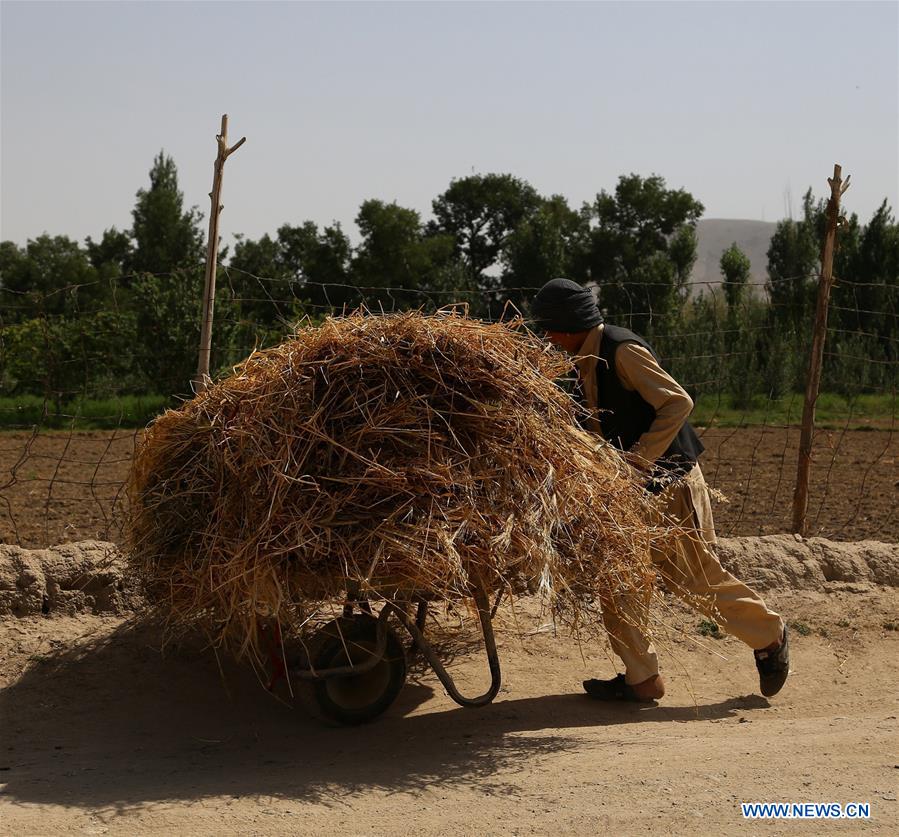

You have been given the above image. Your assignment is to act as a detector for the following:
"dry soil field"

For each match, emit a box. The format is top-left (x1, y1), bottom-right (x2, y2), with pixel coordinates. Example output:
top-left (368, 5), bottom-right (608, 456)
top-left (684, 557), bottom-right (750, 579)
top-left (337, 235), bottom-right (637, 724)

top-left (1, 426), bottom-right (896, 548)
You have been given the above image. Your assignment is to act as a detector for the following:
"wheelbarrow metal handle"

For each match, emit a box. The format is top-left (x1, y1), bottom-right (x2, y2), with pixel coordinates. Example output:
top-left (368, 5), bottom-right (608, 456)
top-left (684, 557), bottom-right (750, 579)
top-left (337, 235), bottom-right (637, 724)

top-left (393, 584), bottom-right (502, 708)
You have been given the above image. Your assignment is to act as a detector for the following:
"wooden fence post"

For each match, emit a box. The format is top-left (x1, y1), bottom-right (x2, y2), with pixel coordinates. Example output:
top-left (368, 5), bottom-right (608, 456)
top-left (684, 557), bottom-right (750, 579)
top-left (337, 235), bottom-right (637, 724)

top-left (791, 163), bottom-right (850, 535)
top-left (193, 114), bottom-right (246, 393)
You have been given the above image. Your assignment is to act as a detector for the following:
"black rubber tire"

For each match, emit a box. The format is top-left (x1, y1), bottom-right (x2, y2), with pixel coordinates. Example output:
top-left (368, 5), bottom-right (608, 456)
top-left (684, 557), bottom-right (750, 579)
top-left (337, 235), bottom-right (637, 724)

top-left (311, 614), bottom-right (407, 725)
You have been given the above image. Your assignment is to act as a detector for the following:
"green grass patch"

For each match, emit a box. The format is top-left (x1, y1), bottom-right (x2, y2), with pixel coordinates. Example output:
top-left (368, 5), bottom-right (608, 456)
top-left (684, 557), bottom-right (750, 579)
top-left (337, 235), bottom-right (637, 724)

top-left (692, 393), bottom-right (897, 429)
top-left (0, 394), bottom-right (172, 430)
top-left (697, 619), bottom-right (722, 638)
top-left (789, 620), bottom-right (813, 637)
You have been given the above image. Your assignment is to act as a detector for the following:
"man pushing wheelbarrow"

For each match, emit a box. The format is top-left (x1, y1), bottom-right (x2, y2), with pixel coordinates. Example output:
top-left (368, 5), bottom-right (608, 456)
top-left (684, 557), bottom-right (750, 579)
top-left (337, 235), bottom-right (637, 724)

top-left (531, 278), bottom-right (790, 703)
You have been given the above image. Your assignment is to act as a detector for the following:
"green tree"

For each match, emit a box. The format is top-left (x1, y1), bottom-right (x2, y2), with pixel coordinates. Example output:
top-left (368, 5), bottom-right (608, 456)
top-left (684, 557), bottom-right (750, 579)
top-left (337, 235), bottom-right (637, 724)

top-left (658, 291), bottom-right (725, 402)
top-left (571, 174), bottom-right (704, 334)
top-left (669, 225), bottom-right (699, 295)
top-left (226, 233), bottom-right (295, 326)
top-left (129, 151), bottom-right (205, 275)
top-left (502, 195), bottom-right (584, 310)
top-left (0, 317), bottom-right (73, 407)
top-left (719, 242), bottom-right (751, 312)
top-left (277, 221), bottom-right (353, 310)
top-left (827, 199), bottom-right (899, 394)
top-left (129, 270), bottom-right (202, 395)
top-left (0, 235), bottom-right (101, 320)
top-left (765, 191), bottom-right (819, 333)
top-left (85, 227), bottom-right (134, 280)
top-left (222, 221), bottom-right (355, 349)
top-left (0, 241), bottom-right (25, 323)
top-left (430, 173), bottom-right (542, 292)
top-left (353, 199), bottom-right (456, 310)
top-left (0, 309), bottom-right (140, 404)
top-left (847, 200), bottom-right (898, 332)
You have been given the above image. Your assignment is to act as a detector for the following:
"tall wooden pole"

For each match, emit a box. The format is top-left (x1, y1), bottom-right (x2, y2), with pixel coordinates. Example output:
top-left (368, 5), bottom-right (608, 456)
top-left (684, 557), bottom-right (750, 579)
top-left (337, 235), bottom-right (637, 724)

top-left (194, 114), bottom-right (246, 392)
top-left (791, 163), bottom-right (850, 535)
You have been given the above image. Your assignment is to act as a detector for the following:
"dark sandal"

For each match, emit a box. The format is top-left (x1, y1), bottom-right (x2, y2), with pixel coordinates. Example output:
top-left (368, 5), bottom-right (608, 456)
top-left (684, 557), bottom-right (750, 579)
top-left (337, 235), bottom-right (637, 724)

top-left (755, 625), bottom-right (790, 697)
top-left (583, 673), bottom-right (655, 702)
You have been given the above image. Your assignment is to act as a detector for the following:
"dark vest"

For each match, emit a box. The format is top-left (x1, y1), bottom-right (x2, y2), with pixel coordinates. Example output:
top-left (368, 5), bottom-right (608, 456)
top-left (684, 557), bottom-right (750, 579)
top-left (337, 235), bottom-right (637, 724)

top-left (596, 324), bottom-right (704, 478)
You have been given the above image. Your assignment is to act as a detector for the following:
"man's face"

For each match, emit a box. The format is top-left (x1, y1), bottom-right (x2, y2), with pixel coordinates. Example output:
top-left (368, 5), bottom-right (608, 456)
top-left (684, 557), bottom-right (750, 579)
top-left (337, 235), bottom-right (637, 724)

top-left (544, 330), bottom-right (588, 354)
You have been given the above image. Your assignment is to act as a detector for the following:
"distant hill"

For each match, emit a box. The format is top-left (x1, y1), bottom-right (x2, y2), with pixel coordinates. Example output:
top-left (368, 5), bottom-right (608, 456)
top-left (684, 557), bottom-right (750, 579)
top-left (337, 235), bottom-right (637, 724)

top-left (690, 218), bottom-right (778, 294)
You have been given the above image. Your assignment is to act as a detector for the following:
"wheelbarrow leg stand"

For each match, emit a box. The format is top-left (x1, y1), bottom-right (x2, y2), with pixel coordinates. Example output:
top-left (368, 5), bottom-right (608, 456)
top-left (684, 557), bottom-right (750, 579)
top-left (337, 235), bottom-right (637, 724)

top-left (343, 582), bottom-right (373, 618)
top-left (394, 585), bottom-right (502, 708)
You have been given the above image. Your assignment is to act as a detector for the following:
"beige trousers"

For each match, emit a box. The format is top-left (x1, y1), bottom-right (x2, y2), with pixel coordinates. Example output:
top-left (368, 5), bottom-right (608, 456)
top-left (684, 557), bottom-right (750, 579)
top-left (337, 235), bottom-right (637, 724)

top-left (602, 465), bottom-right (784, 685)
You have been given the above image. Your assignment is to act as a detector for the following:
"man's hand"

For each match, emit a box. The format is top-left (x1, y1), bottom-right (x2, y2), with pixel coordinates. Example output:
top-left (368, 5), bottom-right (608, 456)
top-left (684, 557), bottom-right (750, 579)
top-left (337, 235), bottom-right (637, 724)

top-left (622, 450), bottom-right (673, 496)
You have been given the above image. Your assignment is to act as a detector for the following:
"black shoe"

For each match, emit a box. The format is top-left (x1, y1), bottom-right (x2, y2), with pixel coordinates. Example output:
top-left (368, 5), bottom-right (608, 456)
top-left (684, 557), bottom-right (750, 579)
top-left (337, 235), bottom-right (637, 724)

top-left (583, 673), bottom-right (659, 703)
top-left (755, 625), bottom-right (789, 697)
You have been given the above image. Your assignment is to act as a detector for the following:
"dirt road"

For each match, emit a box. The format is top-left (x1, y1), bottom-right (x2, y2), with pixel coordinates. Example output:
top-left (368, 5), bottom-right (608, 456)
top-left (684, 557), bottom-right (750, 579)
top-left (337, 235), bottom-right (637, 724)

top-left (2, 587), bottom-right (897, 835)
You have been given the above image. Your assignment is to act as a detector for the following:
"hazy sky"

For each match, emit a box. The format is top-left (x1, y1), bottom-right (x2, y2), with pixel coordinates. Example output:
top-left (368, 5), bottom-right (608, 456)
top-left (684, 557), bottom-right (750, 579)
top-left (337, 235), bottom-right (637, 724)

top-left (2, 1), bottom-right (897, 248)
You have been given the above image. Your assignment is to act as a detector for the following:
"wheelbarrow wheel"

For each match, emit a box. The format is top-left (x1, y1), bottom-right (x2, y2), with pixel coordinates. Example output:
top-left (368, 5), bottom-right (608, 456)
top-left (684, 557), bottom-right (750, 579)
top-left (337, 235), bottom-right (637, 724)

top-left (311, 614), bottom-right (407, 725)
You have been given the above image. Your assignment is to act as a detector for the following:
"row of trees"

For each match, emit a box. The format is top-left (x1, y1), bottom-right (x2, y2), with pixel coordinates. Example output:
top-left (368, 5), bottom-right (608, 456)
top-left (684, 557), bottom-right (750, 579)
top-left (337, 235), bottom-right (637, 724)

top-left (1, 152), bottom-right (897, 411)
top-left (666, 191), bottom-right (899, 405)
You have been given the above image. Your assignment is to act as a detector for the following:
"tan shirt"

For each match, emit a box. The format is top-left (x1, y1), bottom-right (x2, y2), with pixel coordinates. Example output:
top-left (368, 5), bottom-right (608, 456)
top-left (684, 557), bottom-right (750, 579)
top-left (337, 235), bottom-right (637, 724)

top-left (575, 324), bottom-right (694, 468)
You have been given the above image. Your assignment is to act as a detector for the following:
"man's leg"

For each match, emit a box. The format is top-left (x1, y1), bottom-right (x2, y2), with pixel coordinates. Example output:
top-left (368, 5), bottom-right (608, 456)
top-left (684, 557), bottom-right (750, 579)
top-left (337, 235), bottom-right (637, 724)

top-left (656, 467), bottom-right (783, 651)
top-left (599, 589), bottom-right (659, 686)
top-left (585, 584), bottom-right (666, 700)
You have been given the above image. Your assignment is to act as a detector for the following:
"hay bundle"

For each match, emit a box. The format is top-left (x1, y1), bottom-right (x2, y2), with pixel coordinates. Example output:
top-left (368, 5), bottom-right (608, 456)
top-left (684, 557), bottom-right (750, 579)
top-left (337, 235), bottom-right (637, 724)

top-left (127, 312), bottom-right (662, 658)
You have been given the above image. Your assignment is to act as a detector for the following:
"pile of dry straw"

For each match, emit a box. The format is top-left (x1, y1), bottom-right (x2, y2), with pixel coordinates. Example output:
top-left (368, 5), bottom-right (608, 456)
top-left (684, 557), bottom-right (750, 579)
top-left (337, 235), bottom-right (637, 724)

top-left (127, 312), bottom-right (667, 659)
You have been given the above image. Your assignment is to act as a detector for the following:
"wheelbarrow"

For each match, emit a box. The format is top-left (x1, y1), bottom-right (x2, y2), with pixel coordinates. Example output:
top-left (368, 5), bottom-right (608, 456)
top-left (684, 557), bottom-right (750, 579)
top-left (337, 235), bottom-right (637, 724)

top-left (267, 582), bottom-right (502, 725)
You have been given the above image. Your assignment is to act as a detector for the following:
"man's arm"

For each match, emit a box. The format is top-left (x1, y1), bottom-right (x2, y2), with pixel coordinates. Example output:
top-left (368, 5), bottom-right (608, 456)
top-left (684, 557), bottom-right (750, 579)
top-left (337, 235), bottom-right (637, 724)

top-left (615, 343), bottom-right (693, 468)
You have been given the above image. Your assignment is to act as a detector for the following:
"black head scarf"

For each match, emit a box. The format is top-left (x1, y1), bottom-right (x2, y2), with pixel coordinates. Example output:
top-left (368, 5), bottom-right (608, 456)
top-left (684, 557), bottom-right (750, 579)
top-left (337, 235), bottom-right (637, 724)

top-left (531, 277), bottom-right (603, 332)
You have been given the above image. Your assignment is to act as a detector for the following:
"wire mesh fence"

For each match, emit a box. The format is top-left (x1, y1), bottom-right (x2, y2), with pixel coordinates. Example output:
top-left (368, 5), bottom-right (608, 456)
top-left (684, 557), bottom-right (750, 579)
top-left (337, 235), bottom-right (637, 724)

top-left (1, 268), bottom-right (896, 548)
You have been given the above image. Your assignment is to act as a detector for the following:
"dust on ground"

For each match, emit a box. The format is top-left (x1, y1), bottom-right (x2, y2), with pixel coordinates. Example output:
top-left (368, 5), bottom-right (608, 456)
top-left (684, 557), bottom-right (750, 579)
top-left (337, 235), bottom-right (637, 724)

top-left (1, 537), bottom-right (898, 835)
